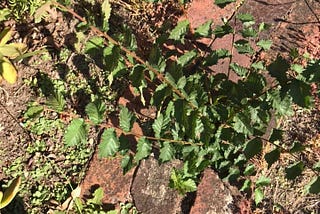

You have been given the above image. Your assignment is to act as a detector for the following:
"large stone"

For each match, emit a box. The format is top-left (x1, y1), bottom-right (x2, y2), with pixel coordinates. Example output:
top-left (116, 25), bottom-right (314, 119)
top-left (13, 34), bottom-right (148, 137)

top-left (190, 168), bottom-right (235, 214)
top-left (131, 156), bottom-right (184, 214)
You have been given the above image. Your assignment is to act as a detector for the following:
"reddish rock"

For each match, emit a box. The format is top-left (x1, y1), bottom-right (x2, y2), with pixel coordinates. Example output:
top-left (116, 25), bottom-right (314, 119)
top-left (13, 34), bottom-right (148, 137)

top-left (190, 168), bottom-right (235, 214)
top-left (80, 155), bottom-right (135, 206)
top-left (131, 156), bottom-right (184, 214)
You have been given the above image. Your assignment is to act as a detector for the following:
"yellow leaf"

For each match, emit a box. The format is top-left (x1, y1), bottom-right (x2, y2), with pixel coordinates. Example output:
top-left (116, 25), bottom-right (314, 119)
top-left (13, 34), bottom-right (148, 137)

top-left (0, 177), bottom-right (21, 209)
top-left (0, 43), bottom-right (27, 59)
top-left (0, 58), bottom-right (18, 84)
top-left (0, 28), bottom-right (12, 46)
top-left (102, 0), bottom-right (111, 22)
top-left (0, 191), bottom-right (3, 203)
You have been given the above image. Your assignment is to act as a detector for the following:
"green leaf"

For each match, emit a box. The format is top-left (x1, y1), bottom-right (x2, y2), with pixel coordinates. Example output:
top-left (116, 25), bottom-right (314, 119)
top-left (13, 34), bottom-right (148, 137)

top-left (47, 91), bottom-right (65, 112)
top-left (85, 36), bottom-right (104, 54)
top-left (169, 20), bottom-right (190, 43)
top-left (268, 89), bottom-right (293, 116)
top-left (244, 164), bottom-right (255, 176)
top-left (243, 138), bottom-right (263, 159)
top-left (240, 179), bottom-right (251, 192)
top-left (151, 83), bottom-right (171, 108)
top-left (254, 187), bottom-right (264, 205)
top-left (269, 129), bottom-right (283, 142)
top-left (85, 100), bottom-right (106, 125)
top-left (241, 27), bottom-right (257, 38)
top-left (237, 13), bottom-right (254, 23)
top-left (213, 23), bottom-right (233, 38)
top-left (233, 113), bottom-right (254, 135)
top-left (251, 61), bottom-right (265, 70)
top-left (177, 50), bottom-right (197, 67)
top-left (285, 161), bottom-right (304, 180)
top-left (203, 49), bottom-right (230, 66)
top-left (305, 176), bottom-right (320, 194)
top-left (257, 40), bottom-right (272, 51)
top-left (159, 142), bottom-right (175, 163)
top-left (152, 114), bottom-right (170, 138)
top-left (215, 0), bottom-right (235, 7)
top-left (256, 176), bottom-right (271, 187)
top-left (64, 119), bottom-right (87, 146)
top-left (134, 137), bottom-right (151, 162)
top-left (98, 128), bottom-right (120, 158)
top-left (169, 169), bottom-right (197, 195)
top-left (148, 45), bottom-right (166, 72)
top-left (101, 0), bottom-right (111, 23)
top-left (234, 39), bottom-right (254, 55)
top-left (229, 63), bottom-right (248, 77)
top-left (119, 106), bottom-right (135, 133)
top-left (130, 65), bottom-right (146, 88)
top-left (264, 148), bottom-right (280, 168)
top-left (289, 141), bottom-right (305, 153)
top-left (194, 20), bottom-right (212, 37)
top-left (267, 56), bottom-right (289, 84)
top-left (289, 79), bottom-right (312, 107)
top-left (121, 154), bottom-right (134, 174)
top-left (87, 187), bottom-right (104, 205)
top-left (258, 22), bottom-right (270, 32)
top-left (24, 105), bottom-right (44, 118)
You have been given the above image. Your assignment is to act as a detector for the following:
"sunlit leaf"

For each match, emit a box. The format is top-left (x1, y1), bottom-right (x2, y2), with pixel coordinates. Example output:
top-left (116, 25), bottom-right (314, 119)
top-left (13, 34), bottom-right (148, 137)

top-left (194, 20), bottom-right (212, 37)
top-left (85, 100), bottom-right (106, 125)
top-left (119, 106), bottom-right (135, 133)
top-left (0, 177), bottom-right (21, 209)
top-left (98, 128), bottom-right (120, 157)
top-left (64, 119), bottom-right (87, 146)
top-left (0, 58), bottom-right (17, 84)
top-left (0, 28), bottom-right (12, 46)
top-left (257, 40), bottom-right (272, 51)
top-left (159, 142), bottom-right (175, 163)
top-left (254, 187), bottom-right (264, 205)
top-left (152, 114), bottom-right (170, 138)
top-left (134, 137), bottom-right (151, 162)
top-left (169, 19), bottom-right (189, 43)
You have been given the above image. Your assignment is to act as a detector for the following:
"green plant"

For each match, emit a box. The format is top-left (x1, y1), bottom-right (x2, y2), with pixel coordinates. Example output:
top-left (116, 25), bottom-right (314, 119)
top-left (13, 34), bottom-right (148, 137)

top-left (51, 0), bottom-right (320, 205)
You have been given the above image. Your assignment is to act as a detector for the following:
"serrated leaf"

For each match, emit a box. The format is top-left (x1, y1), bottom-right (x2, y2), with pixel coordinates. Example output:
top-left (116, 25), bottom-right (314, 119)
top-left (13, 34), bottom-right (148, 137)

top-left (64, 119), bottom-right (87, 147)
top-left (244, 138), bottom-right (262, 159)
top-left (159, 142), bottom-right (175, 163)
top-left (230, 62), bottom-right (248, 77)
top-left (169, 20), bottom-right (189, 42)
top-left (177, 50), bottom-right (197, 67)
top-left (251, 61), bottom-right (265, 70)
top-left (119, 106), bottom-right (135, 133)
top-left (148, 45), bottom-right (166, 72)
top-left (267, 56), bottom-right (289, 84)
top-left (289, 79), bottom-right (312, 107)
top-left (24, 105), bottom-right (44, 118)
top-left (134, 137), bottom-right (151, 162)
top-left (268, 90), bottom-right (293, 116)
top-left (0, 58), bottom-right (17, 84)
top-left (257, 40), bottom-right (272, 51)
top-left (264, 148), bottom-right (280, 168)
top-left (98, 128), bottom-right (120, 157)
top-left (237, 13), bottom-right (254, 23)
top-left (0, 177), bottom-right (21, 209)
top-left (213, 23), bottom-right (233, 38)
top-left (194, 20), bottom-right (212, 37)
top-left (47, 91), bottom-right (65, 112)
top-left (256, 176), bottom-right (271, 187)
top-left (102, 0), bottom-right (111, 23)
top-left (85, 100), bottom-right (106, 125)
top-left (170, 169), bottom-right (197, 195)
top-left (84, 36), bottom-right (104, 54)
top-left (285, 161), bottom-right (304, 180)
top-left (234, 39), bottom-right (254, 55)
top-left (254, 187), bottom-right (264, 205)
top-left (152, 114), bottom-right (170, 138)
top-left (121, 154), bottom-right (134, 174)
top-left (233, 113), bottom-right (254, 135)
top-left (151, 83), bottom-right (171, 108)
top-left (305, 176), bottom-right (320, 194)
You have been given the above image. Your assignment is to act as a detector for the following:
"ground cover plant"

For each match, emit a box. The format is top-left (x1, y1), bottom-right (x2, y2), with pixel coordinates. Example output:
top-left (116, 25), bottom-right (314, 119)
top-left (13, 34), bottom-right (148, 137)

top-left (0, 0), bottom-right (320, 213)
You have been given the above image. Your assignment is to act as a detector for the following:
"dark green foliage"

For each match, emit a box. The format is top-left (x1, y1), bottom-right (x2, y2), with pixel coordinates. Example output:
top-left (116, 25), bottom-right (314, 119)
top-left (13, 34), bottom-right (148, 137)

top-left (285, 161), bottom-right (304, 180)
